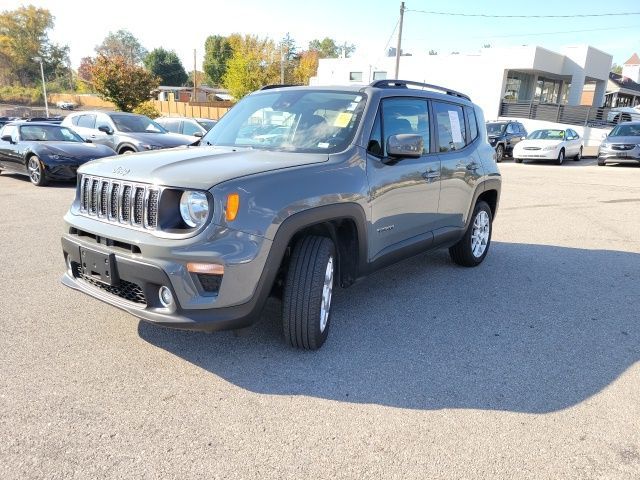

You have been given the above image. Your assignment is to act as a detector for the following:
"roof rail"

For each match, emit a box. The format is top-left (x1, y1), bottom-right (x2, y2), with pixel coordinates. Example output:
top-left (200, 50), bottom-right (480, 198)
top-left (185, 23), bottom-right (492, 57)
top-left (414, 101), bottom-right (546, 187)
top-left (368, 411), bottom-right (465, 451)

top-left (259, 84), bottom-right (302, 91)
top-left (369, 80), bottom-right (471, 101)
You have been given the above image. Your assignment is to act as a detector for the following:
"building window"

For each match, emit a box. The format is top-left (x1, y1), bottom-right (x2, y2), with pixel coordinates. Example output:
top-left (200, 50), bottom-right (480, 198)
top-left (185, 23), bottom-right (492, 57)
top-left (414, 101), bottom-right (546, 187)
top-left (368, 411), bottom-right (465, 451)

top-left (373, 71), bottom-right (387, 80)
top-left (349, 71), bottom-right (363, 82)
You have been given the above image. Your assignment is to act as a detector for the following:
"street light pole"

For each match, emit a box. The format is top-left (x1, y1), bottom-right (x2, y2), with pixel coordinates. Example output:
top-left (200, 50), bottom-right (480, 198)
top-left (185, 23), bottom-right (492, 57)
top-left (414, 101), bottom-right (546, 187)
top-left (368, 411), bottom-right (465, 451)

top-left (33, 57), bottom-right (49, 117)
top-left (394, 2), bottom-right (405, 79)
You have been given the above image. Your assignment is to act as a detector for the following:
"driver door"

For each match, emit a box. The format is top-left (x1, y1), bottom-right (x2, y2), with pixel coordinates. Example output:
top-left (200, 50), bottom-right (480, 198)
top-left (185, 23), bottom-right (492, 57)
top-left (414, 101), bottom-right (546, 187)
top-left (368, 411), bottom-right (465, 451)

top-left (366, 97), bottom-right (441, 261)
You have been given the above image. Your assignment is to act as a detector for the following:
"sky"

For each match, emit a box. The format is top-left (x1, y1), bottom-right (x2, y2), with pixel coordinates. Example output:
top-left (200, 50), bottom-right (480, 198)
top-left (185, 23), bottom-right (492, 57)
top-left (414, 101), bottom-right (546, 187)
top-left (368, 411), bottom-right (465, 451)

top-left (3, 0), bottom-right (640, 70)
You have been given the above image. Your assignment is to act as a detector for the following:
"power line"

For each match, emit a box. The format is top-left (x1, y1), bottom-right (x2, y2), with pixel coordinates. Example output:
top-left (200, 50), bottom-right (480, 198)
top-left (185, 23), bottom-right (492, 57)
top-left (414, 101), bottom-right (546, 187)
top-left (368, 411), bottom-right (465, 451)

top-left (406, 8), bottom-right (640, 18)
top-left (383, 18), bottom-right (400, 55)
top-left (477, 24), bottom-right (640, 39)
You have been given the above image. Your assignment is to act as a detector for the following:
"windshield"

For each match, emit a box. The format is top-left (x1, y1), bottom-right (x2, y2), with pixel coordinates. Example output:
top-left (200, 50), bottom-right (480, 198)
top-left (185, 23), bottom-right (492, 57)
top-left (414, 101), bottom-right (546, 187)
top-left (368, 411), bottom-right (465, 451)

top-left (609, 124), bottom-right (640, 137)
top-left (20, 124), bottom-right (84, 142)
top-left (197, 120), bottom-right (217, 131)
top-left (110, 114), bottom-right (167, 133)
top-left (527, 129), bottom-right (565, 140)
top-left (486, 123), bottom-right (506, 135)
top-left (200, 90), bottom-right (367, 153)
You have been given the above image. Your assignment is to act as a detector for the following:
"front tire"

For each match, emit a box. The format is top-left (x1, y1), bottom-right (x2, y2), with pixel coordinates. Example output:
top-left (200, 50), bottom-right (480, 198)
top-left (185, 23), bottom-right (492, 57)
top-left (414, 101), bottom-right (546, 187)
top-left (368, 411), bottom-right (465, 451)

top-left (449, 201), bottom-right (493, 267)
top-left (556, 149), bottom-right (565, 165)
top-left (514, 158), bottom-right (523, 164)
top-left (282, 236), bottom-right (336, 350)
top-left (27, 156), bottom-right (48, 186)
top-left (495, 144), bottom-right (504, 163)
top-left (598, 159), bottom-right (606, 166)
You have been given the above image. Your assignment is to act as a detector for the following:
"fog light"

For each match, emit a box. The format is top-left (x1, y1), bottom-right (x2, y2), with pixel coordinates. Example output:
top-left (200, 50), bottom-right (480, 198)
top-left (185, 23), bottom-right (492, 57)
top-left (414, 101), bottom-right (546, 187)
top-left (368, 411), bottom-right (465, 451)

top-left (159, 286), bottom-right (174, 308)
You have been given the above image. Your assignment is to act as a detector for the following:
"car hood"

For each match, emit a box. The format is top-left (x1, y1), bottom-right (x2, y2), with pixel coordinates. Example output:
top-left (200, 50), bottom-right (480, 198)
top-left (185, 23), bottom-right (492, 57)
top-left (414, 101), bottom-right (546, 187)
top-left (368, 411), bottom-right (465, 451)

top-left (603, 136), bottom-right (640, 144)
top-left (35, 142), bottom-right (116, 159)
top-left (77, 146), bottom-right (330, 190)
top-left (117, 132), bottom-right (196, 147)
top-left (515, 139), bottom-right (562, 149)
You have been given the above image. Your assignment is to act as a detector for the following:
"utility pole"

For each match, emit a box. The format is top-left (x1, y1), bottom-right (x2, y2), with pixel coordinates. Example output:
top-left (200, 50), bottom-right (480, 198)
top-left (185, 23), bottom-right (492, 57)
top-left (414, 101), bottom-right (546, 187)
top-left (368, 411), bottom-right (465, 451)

top-left (192, 49), bottom-right (197, 102)
top-left (280, 41), bottom-right (285, 84)
top-left (394, 1), bottom-right (405, 79)
top-left (33, 57), bottom-right (49, 117)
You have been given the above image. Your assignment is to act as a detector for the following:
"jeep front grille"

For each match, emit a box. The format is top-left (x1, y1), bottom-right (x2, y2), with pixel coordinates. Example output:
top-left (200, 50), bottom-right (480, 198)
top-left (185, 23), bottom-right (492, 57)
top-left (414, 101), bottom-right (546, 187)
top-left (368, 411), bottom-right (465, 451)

top-left (79, 175), bottom-right (160, 230)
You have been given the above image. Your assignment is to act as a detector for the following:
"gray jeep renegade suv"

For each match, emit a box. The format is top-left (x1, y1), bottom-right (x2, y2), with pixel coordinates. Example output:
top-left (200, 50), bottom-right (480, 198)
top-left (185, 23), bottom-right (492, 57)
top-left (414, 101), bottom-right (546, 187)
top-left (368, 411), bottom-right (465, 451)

top-left (61, 80), bottom-right (501, 350)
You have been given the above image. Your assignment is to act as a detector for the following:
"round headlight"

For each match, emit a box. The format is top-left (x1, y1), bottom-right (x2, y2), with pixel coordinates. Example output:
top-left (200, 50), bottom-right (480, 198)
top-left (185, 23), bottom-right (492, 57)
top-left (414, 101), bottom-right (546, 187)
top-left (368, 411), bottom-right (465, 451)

top-left (179, 191), bottom-right (209, 228)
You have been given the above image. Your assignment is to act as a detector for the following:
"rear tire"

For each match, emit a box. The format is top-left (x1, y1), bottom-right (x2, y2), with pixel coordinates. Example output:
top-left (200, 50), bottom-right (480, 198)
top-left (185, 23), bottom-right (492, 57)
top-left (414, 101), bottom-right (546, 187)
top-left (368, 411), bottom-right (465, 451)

top-left (514, 158), bottom-right (523, 164)
top-left (449, 201), bottom-right (493, 267)
top-left (556, 149), bottom-right (565, 165)
top-left (282, 236), bottom-right (336, 350)
top-left (598, 159), bottom-right (606, 166)
top-left (574, 147), bottom-right (582, 161)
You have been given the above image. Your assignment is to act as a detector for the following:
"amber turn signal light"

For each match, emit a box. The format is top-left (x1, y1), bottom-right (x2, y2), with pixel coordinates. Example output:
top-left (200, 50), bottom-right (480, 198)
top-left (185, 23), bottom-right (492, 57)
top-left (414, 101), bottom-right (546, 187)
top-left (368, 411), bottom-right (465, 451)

top-left (187, 262), bottom-right (224, 275)
top-left (226, 193), bottom-right (240, 221)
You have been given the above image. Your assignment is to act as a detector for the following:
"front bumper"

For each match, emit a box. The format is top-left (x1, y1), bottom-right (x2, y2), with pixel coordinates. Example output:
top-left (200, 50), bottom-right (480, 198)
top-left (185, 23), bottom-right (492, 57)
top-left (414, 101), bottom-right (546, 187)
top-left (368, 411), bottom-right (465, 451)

top-left (598, 149), bottom-right (640, 164)
top-left (513, 149), bottom-right (558, 160)
top-left (60, 219), bottom-right (274, 331)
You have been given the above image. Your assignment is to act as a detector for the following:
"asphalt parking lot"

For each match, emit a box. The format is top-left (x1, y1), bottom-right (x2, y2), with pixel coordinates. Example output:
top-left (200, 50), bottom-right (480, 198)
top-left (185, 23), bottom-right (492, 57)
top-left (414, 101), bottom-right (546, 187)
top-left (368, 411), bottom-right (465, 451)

top-left (1, 159), bottom-right (639, 479)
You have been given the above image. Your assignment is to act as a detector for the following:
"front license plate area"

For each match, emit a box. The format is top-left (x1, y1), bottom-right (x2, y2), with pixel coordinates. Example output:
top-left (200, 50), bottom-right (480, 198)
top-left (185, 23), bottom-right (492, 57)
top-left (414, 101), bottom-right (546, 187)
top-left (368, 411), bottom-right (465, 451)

top-left (79, 247), bottom-right (119, 286)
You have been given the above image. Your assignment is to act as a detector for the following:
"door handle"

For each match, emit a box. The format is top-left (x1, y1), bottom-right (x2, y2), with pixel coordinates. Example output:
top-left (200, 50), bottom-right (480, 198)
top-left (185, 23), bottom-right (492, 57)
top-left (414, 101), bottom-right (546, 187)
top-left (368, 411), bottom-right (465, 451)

top-left (422, 169), bottom-right (440, 181)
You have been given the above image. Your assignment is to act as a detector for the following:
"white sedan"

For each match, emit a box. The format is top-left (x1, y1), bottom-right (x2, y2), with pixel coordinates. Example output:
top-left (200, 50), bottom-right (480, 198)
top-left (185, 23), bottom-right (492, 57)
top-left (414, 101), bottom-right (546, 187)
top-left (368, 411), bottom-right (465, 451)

top-left (513, 128), bottom-right (583, 165)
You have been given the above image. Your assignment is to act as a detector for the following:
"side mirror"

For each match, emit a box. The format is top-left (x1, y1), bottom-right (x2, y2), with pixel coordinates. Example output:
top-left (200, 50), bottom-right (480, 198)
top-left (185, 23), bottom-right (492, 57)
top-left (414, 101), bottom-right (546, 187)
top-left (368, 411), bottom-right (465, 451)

top-left (193, 131), bottom-right (204, 138)
top-left (1, 134), bottom-right (13, 143)
top-left (98, 125), bottom-right (113, 135)
top-left (85, 139), bottom-right (92, 143)
top-left (386, 134), bottom-right (423, 161)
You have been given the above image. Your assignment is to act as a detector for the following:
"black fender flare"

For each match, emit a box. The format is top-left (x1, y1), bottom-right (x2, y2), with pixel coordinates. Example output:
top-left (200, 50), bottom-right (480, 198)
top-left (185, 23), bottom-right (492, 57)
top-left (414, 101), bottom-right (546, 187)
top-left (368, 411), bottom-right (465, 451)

top-left (464, 178), bottom-right (501, 229)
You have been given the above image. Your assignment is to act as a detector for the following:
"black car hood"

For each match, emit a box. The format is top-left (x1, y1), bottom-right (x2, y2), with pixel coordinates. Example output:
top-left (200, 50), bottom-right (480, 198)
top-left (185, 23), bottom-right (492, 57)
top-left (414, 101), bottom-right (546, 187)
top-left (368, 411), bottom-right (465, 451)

top-left (34, 141), bottom-right (116, 159)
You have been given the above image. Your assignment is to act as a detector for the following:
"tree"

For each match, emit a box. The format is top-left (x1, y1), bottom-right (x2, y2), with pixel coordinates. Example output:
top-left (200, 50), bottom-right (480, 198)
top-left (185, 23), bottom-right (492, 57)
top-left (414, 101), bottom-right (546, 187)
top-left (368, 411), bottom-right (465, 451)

top-left (95, 29), bottom-right (147, 65)
top-left (77, 57), bottom-right (94, 84)
top-left (223, 35), bottom-right (279, 99)
top-left (309, 37), bottom-right (355, 59)
top-left (90, 55), bottom-right (159, 111)
top-left (144, 48), bottom-right (187, 86)
top-left (428, 50), bottom-right (438, 55)
top-left (611, 63), bottom-right (623, 75)
top-left (0, 5), bottom-right (69, 86)
top-left (203, 35), bottom-right (234, 86)
top-left (185, 70), bottom-right (206, 87)
top-left (293, 50), bottom-right (319, 85)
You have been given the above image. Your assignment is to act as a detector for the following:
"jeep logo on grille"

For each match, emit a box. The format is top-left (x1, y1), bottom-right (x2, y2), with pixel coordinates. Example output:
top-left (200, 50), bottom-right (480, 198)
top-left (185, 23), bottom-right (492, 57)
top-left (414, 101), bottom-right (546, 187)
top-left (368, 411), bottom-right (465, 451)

top-left (112, 166), bottom-right (130, 176)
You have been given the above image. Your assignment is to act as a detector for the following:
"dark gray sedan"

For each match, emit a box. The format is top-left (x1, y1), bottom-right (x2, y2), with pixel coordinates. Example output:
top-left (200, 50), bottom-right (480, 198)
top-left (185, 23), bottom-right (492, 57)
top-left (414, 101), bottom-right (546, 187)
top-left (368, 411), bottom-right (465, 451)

top-left (598, 122), bottom-right (640, 166)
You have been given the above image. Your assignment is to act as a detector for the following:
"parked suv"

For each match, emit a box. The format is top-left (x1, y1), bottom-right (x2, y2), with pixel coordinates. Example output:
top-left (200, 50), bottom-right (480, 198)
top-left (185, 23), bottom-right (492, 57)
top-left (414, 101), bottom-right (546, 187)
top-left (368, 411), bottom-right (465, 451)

top-left (60, 81), bottom-right (501, 350)
top-left (486, 120), bottom-right (527, 162)
top-left (598, 121), bottom-right (640, 165)
top-left (62, 111), bottom-right (195, 154)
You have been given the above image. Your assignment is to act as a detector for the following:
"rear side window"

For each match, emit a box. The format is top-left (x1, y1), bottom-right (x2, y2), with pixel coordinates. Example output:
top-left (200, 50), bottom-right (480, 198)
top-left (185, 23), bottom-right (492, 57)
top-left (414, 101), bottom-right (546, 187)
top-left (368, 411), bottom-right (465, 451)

top-left (160, 118), bottom-right (181, 133)
top-left (70, 115), bottom-right (80, 126)
top-left (465, 106), bottom-right (478, 142)
top-left (380, 97), bottom-right (430, 156)
top-left (77, 114), bottom-right (96, 129)
top-left (433, 101), bottom-right (466, 152)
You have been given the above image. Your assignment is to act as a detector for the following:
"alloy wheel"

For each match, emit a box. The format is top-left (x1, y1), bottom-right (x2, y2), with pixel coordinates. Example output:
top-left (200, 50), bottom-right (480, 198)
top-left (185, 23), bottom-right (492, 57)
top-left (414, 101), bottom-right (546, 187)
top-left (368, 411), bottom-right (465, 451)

top-left (471, 211), bottom-right (490, 258)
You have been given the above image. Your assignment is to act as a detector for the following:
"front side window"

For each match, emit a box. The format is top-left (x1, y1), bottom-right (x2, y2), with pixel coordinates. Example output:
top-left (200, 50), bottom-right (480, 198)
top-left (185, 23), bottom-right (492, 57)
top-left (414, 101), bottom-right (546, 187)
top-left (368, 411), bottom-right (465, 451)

top-left (506, 124), bottom-right (517, 134)
top-left (380, 97), bottom-right (430, 156)
top-left (95, 114), bottom-right (113, 131)
top-left (1, 125), bottom-right (18, 142)
top-left (433, 101), bottom-right (467, 152)
top-left (182, 120), bottom-right (203, 136)
top-left (159, 118), bottom-right (181, 133)
top-left (201, 90), bottom-right (367, 154)
top-left (110, 114), bottom-right (166, 133)
top-left (20, 125), bottom-right (84, 142)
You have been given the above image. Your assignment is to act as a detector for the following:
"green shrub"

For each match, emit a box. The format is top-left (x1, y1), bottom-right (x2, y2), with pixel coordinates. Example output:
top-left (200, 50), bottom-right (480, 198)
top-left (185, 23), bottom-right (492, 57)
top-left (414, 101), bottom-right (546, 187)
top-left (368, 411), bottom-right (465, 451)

top-left (132, 101), bottom-right (161, 119)
top-left (0, 85), bottom-right (43, 104)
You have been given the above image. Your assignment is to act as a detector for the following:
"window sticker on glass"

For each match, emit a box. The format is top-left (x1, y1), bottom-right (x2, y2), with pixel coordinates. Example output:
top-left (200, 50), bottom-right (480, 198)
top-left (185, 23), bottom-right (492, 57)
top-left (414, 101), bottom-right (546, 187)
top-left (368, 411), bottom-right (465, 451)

top-left (448, 110), bottom-right (463, 144)
top-left (347, 102), bottom-right (359, 111)
top-left (333, 112), bottom-right (353, 128)
top-left (317, 142), bottom-right (330, 149)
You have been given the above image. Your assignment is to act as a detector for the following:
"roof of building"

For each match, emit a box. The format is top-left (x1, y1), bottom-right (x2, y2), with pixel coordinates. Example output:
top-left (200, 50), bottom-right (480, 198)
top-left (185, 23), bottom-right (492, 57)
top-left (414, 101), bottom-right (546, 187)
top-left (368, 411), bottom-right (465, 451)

top-left (609, 72), bottom-right (640, 93)
top-left (624, 53), bottom-right (640, 65)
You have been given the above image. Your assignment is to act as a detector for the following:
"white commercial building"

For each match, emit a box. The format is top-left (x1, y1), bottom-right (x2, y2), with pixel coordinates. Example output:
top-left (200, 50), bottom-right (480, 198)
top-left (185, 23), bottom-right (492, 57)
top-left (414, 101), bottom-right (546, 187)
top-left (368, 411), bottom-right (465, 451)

top-left (311, 45), bottom-right (612, 121)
